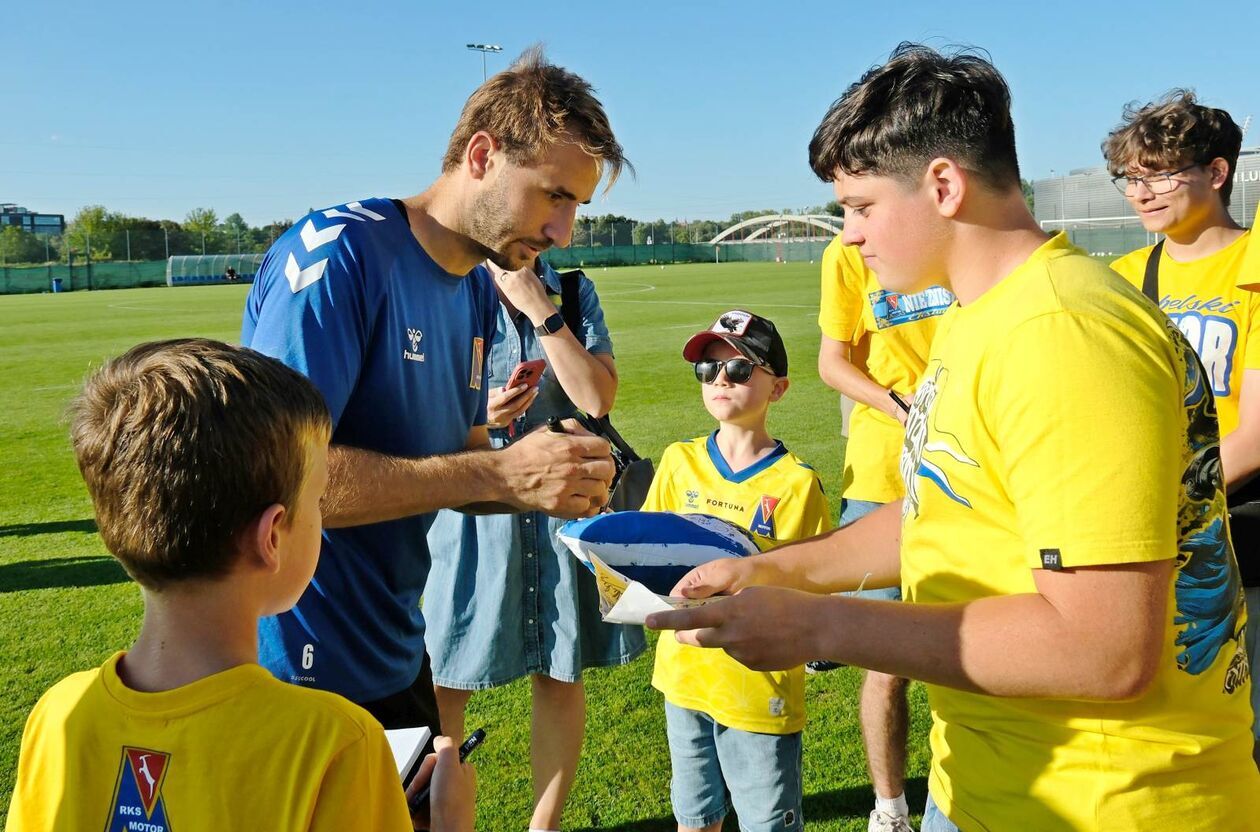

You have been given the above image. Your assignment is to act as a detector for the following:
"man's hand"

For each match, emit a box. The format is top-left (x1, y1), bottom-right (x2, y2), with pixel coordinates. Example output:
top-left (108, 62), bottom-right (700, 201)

top-left (406, 736), bottom-right (477, 832)
top-left (669, 555), bottom-right (764, 599)
top-left (486, 384), bottom-right (539, 429)
top-left (494, 423), bottom-right (614, 518)
top-left (486, 261), bottom-right (554, 325)
top-left (646, 586), bottom-right (832, 671)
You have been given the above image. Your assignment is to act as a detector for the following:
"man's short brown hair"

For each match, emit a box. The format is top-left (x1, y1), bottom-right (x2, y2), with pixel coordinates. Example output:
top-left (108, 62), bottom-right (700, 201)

top-left (441, 46), bottom-right (629, 189)
top-left (69, 339), bottom-right (331, 590)
top-left (1103, 90), bottom-right (1243, 204)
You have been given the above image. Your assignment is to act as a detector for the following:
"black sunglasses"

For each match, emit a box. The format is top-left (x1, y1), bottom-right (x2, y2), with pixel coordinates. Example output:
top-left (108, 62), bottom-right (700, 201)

top-left (693, 357), bottom-right (764, 384)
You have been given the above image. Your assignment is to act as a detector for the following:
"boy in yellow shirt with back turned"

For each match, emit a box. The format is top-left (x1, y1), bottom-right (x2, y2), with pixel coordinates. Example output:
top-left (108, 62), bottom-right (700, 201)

top-left (644, 310), bottom-right (831, 832)
top-left (5, 339), bottom-right (473, 832)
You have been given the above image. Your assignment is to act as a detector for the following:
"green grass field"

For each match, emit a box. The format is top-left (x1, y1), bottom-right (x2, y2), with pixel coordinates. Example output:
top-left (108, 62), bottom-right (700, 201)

top-left (0, 262), bottom-right (933, 830)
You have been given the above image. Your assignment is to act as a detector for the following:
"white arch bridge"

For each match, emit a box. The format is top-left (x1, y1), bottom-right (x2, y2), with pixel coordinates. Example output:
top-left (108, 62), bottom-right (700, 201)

top-left (708, 214), bottom-right (843, 245)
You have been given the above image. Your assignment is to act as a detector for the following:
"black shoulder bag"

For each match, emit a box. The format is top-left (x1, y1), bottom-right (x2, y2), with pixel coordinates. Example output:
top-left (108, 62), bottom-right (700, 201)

top-left (1143, 243), bottom-right (1260, 585)
top-left (558, 268), bottom-right (655, 512)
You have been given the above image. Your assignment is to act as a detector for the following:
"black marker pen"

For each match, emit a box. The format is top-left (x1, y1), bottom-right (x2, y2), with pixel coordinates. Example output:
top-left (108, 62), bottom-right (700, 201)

top-left (407, 728), bottom-right (486, 813)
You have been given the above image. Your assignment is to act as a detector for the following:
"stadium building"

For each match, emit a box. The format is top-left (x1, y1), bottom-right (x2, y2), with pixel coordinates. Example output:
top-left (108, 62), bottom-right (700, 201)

top-left (0, 203), bottom-right (65, 237)
top-left (1033, 147), bottom-right (1260, 256)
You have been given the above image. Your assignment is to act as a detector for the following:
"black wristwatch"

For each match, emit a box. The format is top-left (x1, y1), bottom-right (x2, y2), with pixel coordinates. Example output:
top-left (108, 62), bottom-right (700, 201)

top-left (534, 312), bottom-right (565, 337)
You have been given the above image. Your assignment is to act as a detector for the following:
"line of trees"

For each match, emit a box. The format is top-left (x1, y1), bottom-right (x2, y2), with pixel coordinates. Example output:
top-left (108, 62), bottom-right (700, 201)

top-left (1, 186), bottom-right (1033, 266)
top-left (0, 206), bottom-right (295, 265)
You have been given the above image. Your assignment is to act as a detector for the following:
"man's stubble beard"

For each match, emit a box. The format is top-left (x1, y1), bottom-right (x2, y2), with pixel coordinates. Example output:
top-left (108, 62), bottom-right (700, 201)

top-left (466, 178), bottom-right (521, 271)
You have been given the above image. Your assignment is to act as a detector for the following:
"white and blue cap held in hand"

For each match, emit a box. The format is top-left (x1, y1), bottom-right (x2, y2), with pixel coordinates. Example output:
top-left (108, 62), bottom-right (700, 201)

top-left (557, 511), bottom-right (760, 596)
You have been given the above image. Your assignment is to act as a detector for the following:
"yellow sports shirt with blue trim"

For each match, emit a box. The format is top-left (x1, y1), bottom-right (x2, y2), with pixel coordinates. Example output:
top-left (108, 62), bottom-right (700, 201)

top-left (6, 652), bottom-right (412, 831)
top-left (646, 433), bottom-right (831, 734)
top-left (900, 234), bottom-right (1258, 830)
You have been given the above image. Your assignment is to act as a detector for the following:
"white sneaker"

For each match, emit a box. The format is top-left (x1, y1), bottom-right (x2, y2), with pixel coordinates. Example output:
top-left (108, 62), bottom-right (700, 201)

top-left (868, 809), bottom-right (916, 832)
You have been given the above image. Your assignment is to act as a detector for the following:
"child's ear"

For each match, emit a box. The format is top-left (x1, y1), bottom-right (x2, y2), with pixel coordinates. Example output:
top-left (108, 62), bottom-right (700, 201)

top-left (243, 504), bottom-right (288, 574)
top-left (769, 376), bottom-right (790, 402)
top-left (926, 157), bottom-right (966, 219)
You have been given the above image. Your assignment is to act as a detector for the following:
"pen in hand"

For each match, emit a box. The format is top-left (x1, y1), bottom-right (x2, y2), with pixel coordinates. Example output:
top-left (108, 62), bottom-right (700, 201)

top-left (407, 728), bottom-right (486, 813)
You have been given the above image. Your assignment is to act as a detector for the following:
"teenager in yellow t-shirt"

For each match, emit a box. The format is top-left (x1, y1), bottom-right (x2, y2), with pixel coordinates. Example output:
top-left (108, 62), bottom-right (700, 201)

top-left (817, 236), bottom-right (951, 830)
top-left (648, 46), bottom-right (1260, 831)
top-left (6, 340), bottom-right (474, 832)
top-left (1104, 92), bottom-right (1260, 763)
top-left (645, 310), bottom-right (831, 832)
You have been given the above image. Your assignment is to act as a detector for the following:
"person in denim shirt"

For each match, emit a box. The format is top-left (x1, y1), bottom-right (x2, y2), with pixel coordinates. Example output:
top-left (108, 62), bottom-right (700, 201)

top-left (425, 258), bottom-right (645, 832)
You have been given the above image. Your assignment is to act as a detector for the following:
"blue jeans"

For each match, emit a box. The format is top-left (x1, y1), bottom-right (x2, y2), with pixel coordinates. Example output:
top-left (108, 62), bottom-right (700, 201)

top-left (920, 792), bottom-right (961, 832)
top-left (664, 702), bottom-right (803, 831)
top-left (839, 498), bottom-right (901, 602)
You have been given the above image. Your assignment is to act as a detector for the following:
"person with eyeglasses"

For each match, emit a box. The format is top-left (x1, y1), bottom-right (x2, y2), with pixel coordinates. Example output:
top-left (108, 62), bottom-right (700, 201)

top-left (640, 310), bottom-right (831, 832)
top-left (1105, 91), bottom-right (1260, 766)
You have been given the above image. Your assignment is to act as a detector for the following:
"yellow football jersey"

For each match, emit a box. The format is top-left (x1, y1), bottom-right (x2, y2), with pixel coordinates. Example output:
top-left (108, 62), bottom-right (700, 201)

top-left (646, 433), bottom-right (832, 734)
top-left (6, 652), bottom-right (412, 832)
top-left (901, 234), bottom-right (1258, 829)
top-left (1112, 231), bottom-right (1260, 435)
top-left (818, 237), bottom-right (952, 502)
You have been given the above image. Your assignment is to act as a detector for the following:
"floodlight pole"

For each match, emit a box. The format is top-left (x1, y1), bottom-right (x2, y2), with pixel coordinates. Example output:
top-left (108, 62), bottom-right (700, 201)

top-left (466, 43), bottom-right (503, 82)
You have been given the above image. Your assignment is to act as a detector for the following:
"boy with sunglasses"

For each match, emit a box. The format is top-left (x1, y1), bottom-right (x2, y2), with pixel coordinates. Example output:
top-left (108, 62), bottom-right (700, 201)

top-left (642, 310), bottom-right (831, 832)
top-left (1105, 93), bottom-right (1260, 765)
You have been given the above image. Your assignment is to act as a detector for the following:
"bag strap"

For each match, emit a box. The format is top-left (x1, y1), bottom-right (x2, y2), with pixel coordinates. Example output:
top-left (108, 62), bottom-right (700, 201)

top-left (1142, 240), bottom-right (1164, 303)
top-left (591, 414), bottom-right (642, 462)
top-left (558, 269), bottom-right (584, 337)
top-left (554, 268), bottom-right (640, 461)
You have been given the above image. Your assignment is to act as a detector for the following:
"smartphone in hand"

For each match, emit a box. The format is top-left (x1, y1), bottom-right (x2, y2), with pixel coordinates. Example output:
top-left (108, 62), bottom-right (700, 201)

top-left (506, 359), bottom-right (546, 391)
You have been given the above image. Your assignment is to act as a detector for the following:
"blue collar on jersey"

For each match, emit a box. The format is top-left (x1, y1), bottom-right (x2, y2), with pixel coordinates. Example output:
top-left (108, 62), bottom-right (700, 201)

top-left (706, 430), bottom-right (788, 483)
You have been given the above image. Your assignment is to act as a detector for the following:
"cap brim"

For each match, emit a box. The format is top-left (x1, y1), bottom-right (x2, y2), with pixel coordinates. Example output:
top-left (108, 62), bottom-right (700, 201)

top-left (682, 332), bottom-right (757, 363)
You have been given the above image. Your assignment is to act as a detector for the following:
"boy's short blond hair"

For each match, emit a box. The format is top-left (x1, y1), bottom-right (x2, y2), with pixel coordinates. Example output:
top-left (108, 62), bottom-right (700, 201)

top-left (441, 46), bottom-right (630, 190)
top-left (69, 339), bottom-right (331, 590)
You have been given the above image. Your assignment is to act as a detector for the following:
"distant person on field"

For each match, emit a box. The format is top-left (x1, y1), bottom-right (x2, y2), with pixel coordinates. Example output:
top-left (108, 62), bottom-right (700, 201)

top-left (643, 310), bottom-right (831, 832)
top-left (5, 338), bottom-right (474, 831)
top-left (224, 266), bottom-right (238, 282)
top-left (1106, 91), bottom-right (1260, 766)
top-left (814, 237), bottom-right (952, 832)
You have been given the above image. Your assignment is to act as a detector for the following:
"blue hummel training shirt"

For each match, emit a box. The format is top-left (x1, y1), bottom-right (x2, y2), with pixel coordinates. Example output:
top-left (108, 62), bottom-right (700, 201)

top-left (242, 197), bottom-right (498, 703)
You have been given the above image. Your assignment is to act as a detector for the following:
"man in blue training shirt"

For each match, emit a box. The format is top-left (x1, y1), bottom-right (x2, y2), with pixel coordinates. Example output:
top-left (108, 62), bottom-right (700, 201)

top-left (242, 47), bottom-right (627, 732)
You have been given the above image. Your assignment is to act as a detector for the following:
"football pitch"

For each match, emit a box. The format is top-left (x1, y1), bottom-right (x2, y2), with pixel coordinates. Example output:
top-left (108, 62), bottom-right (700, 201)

top-left (0, 261), bottom-right (933, 830)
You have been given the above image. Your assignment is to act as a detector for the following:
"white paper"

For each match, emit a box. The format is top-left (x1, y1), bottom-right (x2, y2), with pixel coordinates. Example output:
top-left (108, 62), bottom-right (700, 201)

top-left (586, 551), bottom-right (722, 626)
top-left (385, 726), bottom-right (432, 781)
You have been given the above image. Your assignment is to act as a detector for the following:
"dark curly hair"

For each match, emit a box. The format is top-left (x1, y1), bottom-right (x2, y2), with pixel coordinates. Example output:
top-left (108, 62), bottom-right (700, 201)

top-left (1102, 90), bottom-right (1242, 205)
top-left (808, 43), bottom-right (1021, 191)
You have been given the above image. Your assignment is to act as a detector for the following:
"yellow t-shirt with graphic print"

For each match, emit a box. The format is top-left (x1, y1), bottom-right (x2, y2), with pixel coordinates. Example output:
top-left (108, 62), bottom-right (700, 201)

top-left (899, 233), bottom-right (1258, 831)
top-left (818, 237), bottom-right (952, 502)
top-left (646, 433), bottom-right (831, 734)
top-left (6, 652), bottom-right (412, 832)
top-left (1236, 212), bottom-right (1260, 292)
top-left (1112, 231), bottom-right (1259, 435)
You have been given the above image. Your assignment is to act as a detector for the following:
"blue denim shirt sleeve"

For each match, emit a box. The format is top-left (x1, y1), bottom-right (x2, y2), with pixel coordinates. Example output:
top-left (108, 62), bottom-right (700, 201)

top-left (576, 274), bottom-right (614, 356)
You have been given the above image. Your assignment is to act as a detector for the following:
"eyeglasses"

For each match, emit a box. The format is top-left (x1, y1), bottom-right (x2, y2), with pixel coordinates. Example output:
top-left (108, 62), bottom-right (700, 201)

top-left (1111, 163), bottom-right (1200, 196)
top-left (693, 357), bottom-right (765, 384)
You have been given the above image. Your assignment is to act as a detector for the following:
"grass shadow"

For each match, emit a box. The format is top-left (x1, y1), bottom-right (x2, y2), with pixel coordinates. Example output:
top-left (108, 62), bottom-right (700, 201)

top-left (0, 519), bottom-right (98, 538)
top-left (0, 556), bottom-right (127, 593)
top-left (570, 777), bottom-right (929, 831)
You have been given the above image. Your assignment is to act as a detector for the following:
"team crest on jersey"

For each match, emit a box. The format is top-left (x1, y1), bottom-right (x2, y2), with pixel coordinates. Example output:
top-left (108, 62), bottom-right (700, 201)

top-left (901, 363), bottom-right (978, 519)
top-left (469, 337), bottom-right (485, 390)
top-left (404, 327), bottom-right (425, 363)
top-left (750, 495), bottom-right (780, 538)
top-left (106, 747), bottom-right (172, 831)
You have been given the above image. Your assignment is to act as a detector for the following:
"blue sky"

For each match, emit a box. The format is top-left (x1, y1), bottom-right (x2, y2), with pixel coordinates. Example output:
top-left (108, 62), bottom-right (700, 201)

top-left (4, 0), bottom-right (1258, 227)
